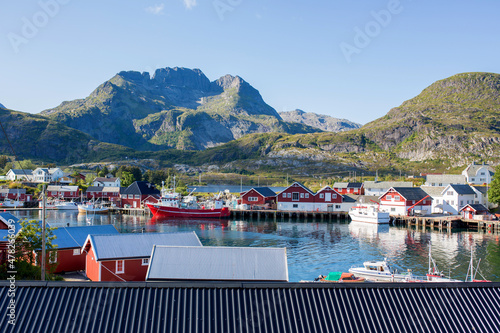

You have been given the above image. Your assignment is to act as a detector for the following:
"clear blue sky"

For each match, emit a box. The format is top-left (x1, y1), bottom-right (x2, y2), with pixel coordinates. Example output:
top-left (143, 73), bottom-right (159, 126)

top-left (1, 0), bottom-right (499, 125)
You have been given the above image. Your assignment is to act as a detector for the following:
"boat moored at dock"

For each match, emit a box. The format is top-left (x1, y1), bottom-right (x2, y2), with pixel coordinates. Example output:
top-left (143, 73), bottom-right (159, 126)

top-left (349, 204), bottom-right (390, 224)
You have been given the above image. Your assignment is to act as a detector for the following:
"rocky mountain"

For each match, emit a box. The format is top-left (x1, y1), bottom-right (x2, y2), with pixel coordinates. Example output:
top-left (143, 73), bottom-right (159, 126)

top-left (279, 109), bottom-right (361, 132)
top-left (194, 72), bottom-right (500, 173)
top-left (0, 103), bottom-right (5, 109)
top-left (359, 72), bottom-right (500, 162)
top-left (41, 67), bottom-right (320, 151)
top-left (0, 107), bottom-right (137, 163)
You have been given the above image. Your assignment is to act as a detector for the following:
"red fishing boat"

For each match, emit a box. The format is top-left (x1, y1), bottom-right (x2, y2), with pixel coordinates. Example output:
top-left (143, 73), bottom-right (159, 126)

top-left (146, 193), bottom-right (230, 218)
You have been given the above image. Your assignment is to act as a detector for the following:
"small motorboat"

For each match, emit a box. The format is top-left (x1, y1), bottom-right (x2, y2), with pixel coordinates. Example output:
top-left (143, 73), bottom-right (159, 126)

top-left (54, 201), bottom-right (79, 210)
top-left (78, 203), bottom-right (109, 214)
top-left (315, 272), bottom-right (365, 283)
top-left (349, 204), bottom-right (390, 224)
top-left (349, 259), bottom-right (415, 282)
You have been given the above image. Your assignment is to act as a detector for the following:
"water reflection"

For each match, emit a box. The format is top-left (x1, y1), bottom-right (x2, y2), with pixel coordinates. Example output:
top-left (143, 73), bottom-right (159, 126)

top-left (10, 210), bottom-right (500, 282)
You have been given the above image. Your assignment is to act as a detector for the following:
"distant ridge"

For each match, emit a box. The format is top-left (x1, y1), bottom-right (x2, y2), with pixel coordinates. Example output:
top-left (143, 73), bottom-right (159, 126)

top-left (0, 103), bottom-right (5, 109)
top-left (279, 109), bottom-right (361, 132)
top-left (41, 67), bottom-right (321, 150)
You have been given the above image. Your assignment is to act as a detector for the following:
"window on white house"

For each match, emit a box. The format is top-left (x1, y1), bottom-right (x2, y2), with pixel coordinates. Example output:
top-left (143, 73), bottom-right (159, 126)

top-left (292, 193), bottom-right (299, 201)
top-left (481, 172), bottom-right (485, 175)
top-left (460, 201), bottom-right (463, 206)
top-left (436, 199), bottom-right (440, 204)
top-left (293, 204), bottom-right (298, 208)
top-left (471, 178), bottom-right (475, 181)
top-left (335, 205), bottom-right (341, 209)
top-left (438, 183), bottom-right (442, 186)
top-left (447, 191), bottom-right (453, 196)
top-left (116, 260), bottom-right (124, 273)
top-left (142, 258), bottom-right (149, 266)
top-left (451, 200), bottom-right (454, 205)
top-left (73, 249), bottom-right (80, 256)
top-left (391, 208), bottom-right (396, 212)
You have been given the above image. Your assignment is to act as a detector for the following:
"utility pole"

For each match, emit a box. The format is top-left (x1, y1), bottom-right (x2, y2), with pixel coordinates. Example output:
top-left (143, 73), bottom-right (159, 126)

top-left (41, 185), bottom-right (46, 281)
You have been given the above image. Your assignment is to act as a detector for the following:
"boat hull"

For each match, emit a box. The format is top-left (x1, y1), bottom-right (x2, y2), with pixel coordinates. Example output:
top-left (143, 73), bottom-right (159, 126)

top-left (78, 206), bottom-right (109, 214)
top-left (348, 212), bottom-right (390, 224)
top-left (348, 268), bottom-right (410, 282)
top-left (147, 203), bottom-right (230, 218)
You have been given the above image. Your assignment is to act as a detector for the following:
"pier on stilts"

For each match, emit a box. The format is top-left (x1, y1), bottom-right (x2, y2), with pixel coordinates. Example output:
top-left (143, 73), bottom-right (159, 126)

top-left (391, 215), bottom-right (500, 233)
top-left (230, 209), bottom-right (349, 222)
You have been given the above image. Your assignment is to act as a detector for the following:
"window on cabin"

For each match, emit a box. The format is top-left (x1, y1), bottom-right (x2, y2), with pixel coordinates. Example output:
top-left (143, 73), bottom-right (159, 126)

top-left (305, 193), bottom-right (309, 198)
top-left (135, 195), bottom-right (140, 199)
top-left (73, 249), bottom-right (80, 256)
top-left (386, 195), bottom-right (392, 200)
top-left (292, 193), bottom-right (299, 201)
top-left (319, 193), bottom-right (324, 199)
top-left (447, 191), bottom-right (453, 196)
top-left (394, 196), bottom-right (400, 201)
top-left (300, 193), bottom-right (304, 198)
top-left (335, 205), bottom-right (341, 209)
top-left (391, 208), bottom-right (396, 212)
top-left (142, 258), bottom-right (149, 266)
top-left (116, 260), bottom-right (124, 273)
top-left (287, 193), bottom-right (291, 198)
top-left (451, 200), bottom-right (454, 205)
top-left (332, 194), bottom-right (337, 199)
top-left (282, 193), bottom-right (286, 198)
top-left (293, 204), bottom-right (298, 208)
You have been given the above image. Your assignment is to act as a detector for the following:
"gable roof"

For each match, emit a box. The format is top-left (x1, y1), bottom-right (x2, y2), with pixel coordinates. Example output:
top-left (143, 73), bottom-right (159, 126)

top-left (425, 174), bottom-right (466, 184)
top-left (390, 187), bottom-right (429, 201)
top-left (94, 177), bottom-right (119, 183)
top-left (281, 182), bottom-right (315, 195)
top-left (363, 181), bottom-right (413, 189)
top-left (47, 185), bottom-right (79, 192)
top-left (146, 246), bottom-right (288, 282)
top-left (85, 186), bottom-right (103, 193)
top-left (332, 182), bottom-right (363, 188)
top-left (84, 231), bottom-right (202, 260)
top-left (446, 184), bottom-right (476, 195)
top-left (52, 225), bottom-right (119, 249)
top-left (472, 186), bottom-right (488, 195)
top-left (316, 186), bottom-right (341, 195)
top-left (8, 169), bottom-right (33, 175)
top-left (0, 213), bottom-right (22, 240)
top-left (0, 188), bottom-right (26, 194)
top-left (463, 162), bottom-right (495, 177)
top-left (243, 187), bottom-right (277, 198)
top-left (122, 181), bottom-right (161, 196)
top-left (460, 204), bottom-right (489, 213)
top-left (421, 186), bottom-right (446, 197)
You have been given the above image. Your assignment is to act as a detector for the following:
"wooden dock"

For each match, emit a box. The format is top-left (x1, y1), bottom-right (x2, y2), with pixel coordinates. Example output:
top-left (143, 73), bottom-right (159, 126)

top-left (230, 209), bottom-right (349, 221)
top-left (391, 215), bottom-right (500, 233)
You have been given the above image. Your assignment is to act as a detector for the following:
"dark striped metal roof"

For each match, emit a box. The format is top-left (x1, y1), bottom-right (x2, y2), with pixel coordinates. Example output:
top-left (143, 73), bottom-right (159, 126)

top-left (1, 281), bottom-right (499, 333)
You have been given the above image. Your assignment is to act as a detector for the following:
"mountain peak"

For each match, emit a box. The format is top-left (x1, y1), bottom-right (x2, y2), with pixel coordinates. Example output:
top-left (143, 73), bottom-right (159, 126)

top-left (403, 72), bottom-right (500, 108)
top-left (0, 103), bottom-right (5, 109)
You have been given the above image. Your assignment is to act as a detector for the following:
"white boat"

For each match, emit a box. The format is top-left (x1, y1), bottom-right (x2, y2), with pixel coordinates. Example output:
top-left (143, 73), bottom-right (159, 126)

top-left (349, 259), bottom-right (416, 282)
top-left (77, 203), bottom-right (109, 214)
top-left (54, 201), bottom-right (79, 210)
top-left (349, 204), bottom-right (390, 224)
top-left (0, 199), bottom-right (24, 208)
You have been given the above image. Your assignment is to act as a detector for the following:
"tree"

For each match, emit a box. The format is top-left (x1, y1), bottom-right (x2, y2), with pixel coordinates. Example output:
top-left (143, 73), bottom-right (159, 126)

top-left (13, 219), bottom-right (58, 279)
top-left (487, 165), bottom-right (500, 206)
top-left (121, 171), bottom-right (135, 187)
top-left (143, 170), bottom-right (170, 187)
top-left (98, 166), bottom-right (110, 177)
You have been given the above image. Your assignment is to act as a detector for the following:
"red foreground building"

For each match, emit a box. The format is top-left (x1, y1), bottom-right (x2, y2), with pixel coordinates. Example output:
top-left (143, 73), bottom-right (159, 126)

top-left (82, 232), bottom-right (202, 281)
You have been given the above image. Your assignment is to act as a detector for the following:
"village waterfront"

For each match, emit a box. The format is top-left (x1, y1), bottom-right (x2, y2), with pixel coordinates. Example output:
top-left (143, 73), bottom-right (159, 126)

top-left (12, 209), bottom-right (500, 282)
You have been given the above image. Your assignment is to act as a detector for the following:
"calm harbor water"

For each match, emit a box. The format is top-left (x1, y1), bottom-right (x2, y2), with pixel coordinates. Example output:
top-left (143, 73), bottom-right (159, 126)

top-left (12, 210), bottom-right (500, 282)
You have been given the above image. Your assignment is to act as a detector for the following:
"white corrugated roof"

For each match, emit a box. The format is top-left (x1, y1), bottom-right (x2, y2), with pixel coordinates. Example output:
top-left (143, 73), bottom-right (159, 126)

top-left (146, 246), bottom-right (288, 282)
